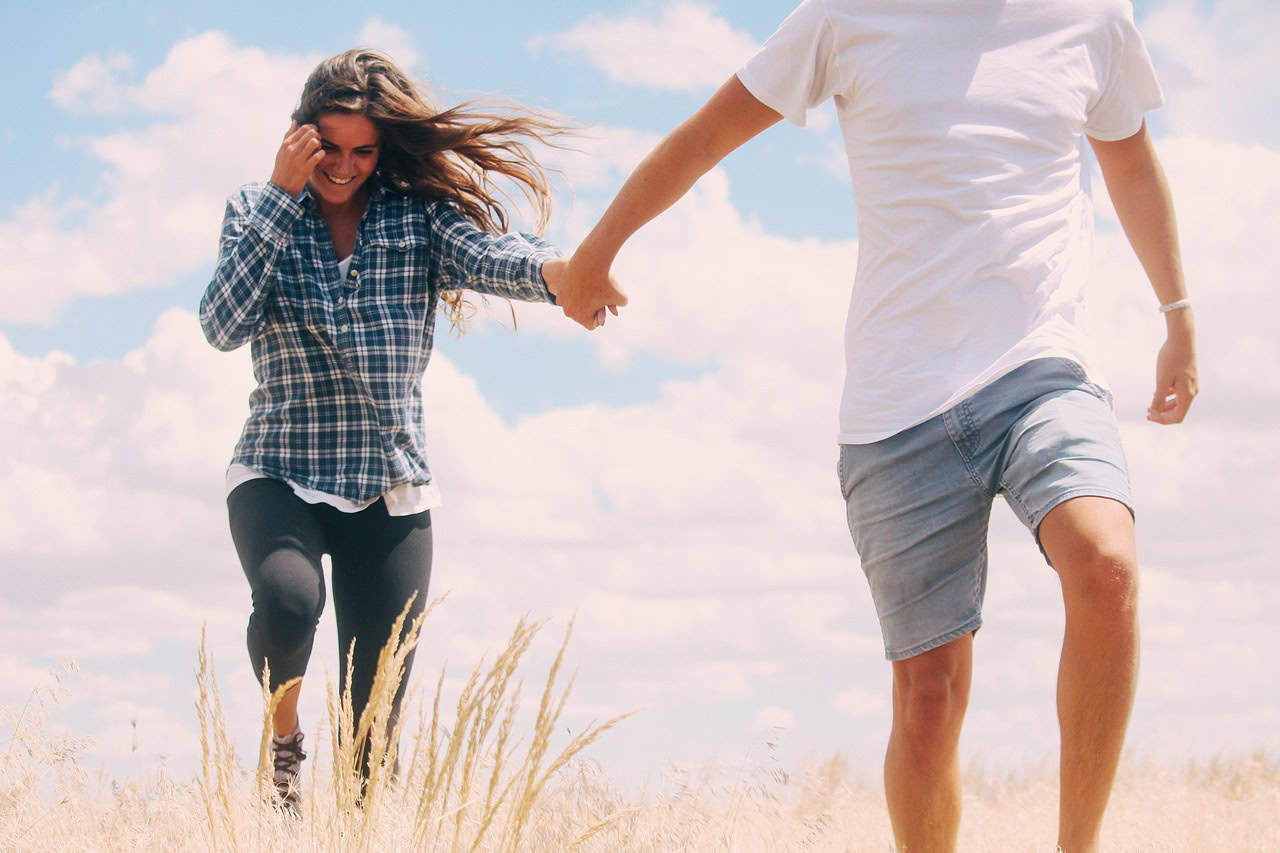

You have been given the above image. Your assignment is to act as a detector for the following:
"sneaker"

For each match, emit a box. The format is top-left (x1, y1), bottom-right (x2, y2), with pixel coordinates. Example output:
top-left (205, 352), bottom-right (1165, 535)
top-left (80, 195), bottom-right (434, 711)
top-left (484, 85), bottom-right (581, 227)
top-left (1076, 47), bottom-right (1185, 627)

top-left (270, 728), bottom-right (307, 815)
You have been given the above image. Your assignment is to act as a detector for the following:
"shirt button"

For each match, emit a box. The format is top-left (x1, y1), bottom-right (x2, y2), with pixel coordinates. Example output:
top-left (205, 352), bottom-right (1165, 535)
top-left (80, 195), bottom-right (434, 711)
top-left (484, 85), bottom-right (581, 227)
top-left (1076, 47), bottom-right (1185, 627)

top-left (336, 296), bottom-right (345, 306)
top-left (398, 239), bottom-right (407, 249)
top-left (339, 323), bottom-right (350, 333)
top-left (350, 269), bottom-right (359, 278)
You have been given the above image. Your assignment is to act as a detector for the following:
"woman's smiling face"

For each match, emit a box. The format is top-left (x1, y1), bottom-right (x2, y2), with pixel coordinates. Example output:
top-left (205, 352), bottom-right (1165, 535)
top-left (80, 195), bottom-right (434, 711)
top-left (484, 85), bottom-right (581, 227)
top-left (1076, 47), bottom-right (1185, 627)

top-left (308, 111), bottom-right (380, 207)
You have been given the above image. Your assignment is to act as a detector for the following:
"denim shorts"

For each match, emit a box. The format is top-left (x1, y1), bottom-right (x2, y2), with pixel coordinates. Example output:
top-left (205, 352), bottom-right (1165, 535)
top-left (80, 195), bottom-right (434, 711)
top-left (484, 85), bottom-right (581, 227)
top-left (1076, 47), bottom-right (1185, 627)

top-left (837, 358), bottom-right (1133, 661)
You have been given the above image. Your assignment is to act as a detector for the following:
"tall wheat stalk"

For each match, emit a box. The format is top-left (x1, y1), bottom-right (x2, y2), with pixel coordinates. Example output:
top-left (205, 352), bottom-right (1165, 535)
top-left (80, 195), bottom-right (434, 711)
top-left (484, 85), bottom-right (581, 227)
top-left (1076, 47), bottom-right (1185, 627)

top-left (194, 625), bottom-right (239, 853)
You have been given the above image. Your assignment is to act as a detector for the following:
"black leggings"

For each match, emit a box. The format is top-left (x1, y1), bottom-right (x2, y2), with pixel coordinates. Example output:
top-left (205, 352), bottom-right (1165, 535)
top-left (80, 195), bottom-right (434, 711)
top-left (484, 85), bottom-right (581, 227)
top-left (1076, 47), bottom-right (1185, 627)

top-left (227, 478), bottom-right (432, 754)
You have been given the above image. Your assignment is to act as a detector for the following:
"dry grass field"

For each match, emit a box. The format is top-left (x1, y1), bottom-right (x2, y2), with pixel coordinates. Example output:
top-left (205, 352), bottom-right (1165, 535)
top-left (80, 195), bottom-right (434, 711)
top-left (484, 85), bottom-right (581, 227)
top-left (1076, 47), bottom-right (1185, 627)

top-left (2, 610), bottom-right (1277, 852)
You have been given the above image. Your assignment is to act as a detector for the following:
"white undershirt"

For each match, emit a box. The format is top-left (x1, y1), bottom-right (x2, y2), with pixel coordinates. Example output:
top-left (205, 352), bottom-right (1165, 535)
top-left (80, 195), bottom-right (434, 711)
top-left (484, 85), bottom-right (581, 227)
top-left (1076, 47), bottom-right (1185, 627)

top-left (336, 253), bottom-right (354, 281)
top-left (223, 253), bottom-right (442, 517)
top-left (225, 463), bottom-right (441, 515)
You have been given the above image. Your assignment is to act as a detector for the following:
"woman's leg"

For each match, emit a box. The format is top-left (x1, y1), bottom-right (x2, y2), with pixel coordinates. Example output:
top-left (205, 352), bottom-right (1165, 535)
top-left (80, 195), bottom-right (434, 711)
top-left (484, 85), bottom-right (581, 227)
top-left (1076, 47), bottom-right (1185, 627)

top-left (227, 478), bottom-right (329, 735)
top-left (327, 500), bottom-right (433, 777)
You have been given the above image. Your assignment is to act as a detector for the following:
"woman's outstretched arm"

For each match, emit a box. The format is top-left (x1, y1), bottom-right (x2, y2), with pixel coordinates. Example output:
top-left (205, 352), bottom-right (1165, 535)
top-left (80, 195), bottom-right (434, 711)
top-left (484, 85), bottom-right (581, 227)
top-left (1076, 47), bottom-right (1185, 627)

top-left (429, 200), bottom-right (564, 304)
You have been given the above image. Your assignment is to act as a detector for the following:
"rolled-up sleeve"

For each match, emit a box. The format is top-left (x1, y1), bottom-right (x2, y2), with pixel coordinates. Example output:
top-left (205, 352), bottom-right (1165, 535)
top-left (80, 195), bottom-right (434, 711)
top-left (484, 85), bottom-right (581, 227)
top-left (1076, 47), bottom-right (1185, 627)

top-left (199, 183), bottom-right (304, 351)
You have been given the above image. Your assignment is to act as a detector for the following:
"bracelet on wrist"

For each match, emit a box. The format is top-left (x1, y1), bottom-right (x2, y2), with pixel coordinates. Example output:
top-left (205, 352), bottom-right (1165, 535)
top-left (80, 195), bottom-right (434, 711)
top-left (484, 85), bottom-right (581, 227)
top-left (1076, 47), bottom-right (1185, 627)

top-left (1159, 299), bottom-right (1191, 314)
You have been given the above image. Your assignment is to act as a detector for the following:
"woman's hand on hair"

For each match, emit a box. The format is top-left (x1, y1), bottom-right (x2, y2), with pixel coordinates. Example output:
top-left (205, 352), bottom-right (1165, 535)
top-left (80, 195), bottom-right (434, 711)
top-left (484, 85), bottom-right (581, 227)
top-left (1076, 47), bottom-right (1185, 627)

top-left (270, 121), bottom-right (324, 197)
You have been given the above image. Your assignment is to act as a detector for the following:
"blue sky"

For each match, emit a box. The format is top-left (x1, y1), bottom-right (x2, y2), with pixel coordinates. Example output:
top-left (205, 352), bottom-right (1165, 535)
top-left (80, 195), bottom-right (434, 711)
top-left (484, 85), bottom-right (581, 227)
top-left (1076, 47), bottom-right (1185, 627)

top-left (2, 0), bottom-right (1277, 793)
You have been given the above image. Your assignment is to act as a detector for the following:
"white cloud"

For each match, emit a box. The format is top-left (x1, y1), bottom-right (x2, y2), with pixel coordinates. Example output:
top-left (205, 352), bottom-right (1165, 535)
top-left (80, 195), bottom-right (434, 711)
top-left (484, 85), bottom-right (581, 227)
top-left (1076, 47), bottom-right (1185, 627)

top-left (797, 131), bottom-right (852, 184)
top-left (751, 705), bottom-right (795, 733)
top-left (0, 311), bottom-right (250, 560)
top-left (833, 688), bottom-right (886, 721)
top-left (355, 18), bottom-right (421, 71)
top-left (49, 52), bottom-right (134, 113)
top-left (1142, 0), bottom-right (1280, 147)
top-left (528, 1), bottom-right (758, 91)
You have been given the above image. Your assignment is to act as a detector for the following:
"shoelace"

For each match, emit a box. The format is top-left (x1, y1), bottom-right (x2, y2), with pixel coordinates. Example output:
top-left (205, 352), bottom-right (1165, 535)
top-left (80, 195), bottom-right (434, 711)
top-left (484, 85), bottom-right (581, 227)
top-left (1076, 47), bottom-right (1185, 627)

top-left (273, 733), bottom-right (306, 779)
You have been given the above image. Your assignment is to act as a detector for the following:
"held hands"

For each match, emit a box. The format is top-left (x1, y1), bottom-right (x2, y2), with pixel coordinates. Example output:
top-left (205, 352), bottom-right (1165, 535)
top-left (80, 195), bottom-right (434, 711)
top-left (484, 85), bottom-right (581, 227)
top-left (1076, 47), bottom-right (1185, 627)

top-left (1148, 312), bottom-right (1198, 424)
top-left (551, 249), bottom-right (628, 331)
top-left (542, 258), bottom-right (618, 328)
top-left (270, 121), bottom-right (323, 197)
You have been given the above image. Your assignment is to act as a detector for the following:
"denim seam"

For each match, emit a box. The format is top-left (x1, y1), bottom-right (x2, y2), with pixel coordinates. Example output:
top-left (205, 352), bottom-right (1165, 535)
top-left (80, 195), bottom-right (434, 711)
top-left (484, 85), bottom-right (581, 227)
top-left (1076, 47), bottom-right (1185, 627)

top-left (836, 446), bottom-right (860, 543)
top-left (972, 542), bottom-right (987, 609)
top-left (999, 472), bottom-right (1034, 528)
top-left (959, 398), bottom-right (980, 441)
top-left (943, 405), bottom-right (989, 495)
top-left (1060, 359), bottom-right (1114, 407)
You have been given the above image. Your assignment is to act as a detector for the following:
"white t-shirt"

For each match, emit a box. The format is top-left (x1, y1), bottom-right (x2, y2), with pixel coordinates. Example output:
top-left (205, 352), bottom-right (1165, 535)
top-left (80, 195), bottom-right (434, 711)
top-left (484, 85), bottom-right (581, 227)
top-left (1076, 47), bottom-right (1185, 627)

top-left (222, 253), bottom-right (442, 517)
top-left (737, 0), bottom-right (1164, 443)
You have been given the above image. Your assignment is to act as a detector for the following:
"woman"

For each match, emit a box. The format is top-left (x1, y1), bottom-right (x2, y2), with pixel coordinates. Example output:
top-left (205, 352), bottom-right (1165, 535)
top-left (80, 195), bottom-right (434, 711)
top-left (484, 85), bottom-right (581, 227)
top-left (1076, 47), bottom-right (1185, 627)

top-left (199, 50), bottom-right (592, 812)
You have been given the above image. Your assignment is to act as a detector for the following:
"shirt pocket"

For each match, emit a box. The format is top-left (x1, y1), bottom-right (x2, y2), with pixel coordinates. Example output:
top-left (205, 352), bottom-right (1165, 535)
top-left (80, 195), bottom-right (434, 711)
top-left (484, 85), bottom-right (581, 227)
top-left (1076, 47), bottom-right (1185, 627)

top-left (361, 233), bottom-right (433, 311)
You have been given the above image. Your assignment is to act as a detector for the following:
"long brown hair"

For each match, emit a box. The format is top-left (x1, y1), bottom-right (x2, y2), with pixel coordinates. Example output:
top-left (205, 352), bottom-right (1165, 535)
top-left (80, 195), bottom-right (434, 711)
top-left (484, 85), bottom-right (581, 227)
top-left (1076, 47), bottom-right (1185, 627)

top-left (292, 49), bottom-right (567, 328)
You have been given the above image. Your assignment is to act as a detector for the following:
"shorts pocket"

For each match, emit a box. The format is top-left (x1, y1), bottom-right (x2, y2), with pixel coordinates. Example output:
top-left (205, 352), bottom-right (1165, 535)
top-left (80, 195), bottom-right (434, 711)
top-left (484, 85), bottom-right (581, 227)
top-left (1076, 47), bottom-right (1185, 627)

top-left (837, 444), bottom-right (859, 498)
top-left (1059, 360), bottom-right (1115, 409)
top-left (1086, 381), bottom-right (1116, 409)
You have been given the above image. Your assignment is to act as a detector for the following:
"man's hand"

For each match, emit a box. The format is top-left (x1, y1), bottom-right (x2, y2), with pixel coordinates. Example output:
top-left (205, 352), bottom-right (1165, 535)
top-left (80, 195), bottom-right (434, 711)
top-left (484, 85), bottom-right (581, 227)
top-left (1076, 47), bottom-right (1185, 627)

top-left (1148, 311), bottom-right (1198, 424)
top-left (554, 250), bottom-right (627, 330)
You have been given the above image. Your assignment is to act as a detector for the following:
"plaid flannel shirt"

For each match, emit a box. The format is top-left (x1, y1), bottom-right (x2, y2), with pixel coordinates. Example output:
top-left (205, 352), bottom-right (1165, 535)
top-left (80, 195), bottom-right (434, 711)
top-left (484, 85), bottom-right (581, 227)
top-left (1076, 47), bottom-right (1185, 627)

top-left (200, 181), bottom-right (558, 502)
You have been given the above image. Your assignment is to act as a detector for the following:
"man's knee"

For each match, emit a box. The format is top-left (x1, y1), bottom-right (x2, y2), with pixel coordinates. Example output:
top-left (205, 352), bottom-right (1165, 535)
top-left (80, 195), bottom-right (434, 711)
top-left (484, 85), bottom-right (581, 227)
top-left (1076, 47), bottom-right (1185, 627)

top-left (1057, 534), bottom-right (1139, 614)
top-left (1041, 498), bottom-right (1139, 612)
top-left (892, 640), bottom-right (972, 739)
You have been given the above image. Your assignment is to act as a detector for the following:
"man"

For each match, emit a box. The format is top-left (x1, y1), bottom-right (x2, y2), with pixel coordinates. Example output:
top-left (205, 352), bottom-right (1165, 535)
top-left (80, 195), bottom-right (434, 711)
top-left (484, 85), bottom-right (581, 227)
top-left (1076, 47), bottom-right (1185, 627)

top-left (555, 1), bottom-right (1195, 849)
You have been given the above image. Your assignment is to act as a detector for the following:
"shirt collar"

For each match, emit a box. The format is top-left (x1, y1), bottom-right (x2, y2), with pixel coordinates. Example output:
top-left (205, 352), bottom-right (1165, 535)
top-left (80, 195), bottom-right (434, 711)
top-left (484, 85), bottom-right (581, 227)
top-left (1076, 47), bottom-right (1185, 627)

top-left (297, 180), bottom-right (391, 212)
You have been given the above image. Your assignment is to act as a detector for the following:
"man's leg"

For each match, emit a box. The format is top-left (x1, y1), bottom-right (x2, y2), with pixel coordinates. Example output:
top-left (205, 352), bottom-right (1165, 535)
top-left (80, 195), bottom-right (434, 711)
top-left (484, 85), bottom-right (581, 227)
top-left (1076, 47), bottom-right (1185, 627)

top-left (1038, 496), bottom-right (1139, 853)
top-left (837, 409), bottom-right (991, 853)
top-left (885, 634), bottom-right (973, 853)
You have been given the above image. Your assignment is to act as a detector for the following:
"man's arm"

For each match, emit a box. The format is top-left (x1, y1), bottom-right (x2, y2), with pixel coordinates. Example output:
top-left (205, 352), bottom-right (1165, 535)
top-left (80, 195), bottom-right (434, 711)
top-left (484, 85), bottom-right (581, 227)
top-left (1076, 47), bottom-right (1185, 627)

top-left (557, 75), bottom-right (784, 329)
top-left (1089, 123), bottom-right (1198, 424)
